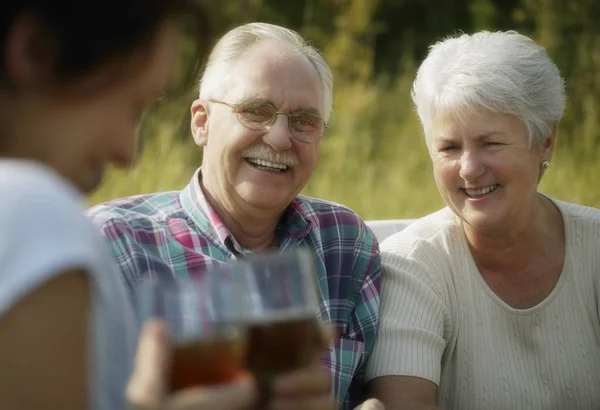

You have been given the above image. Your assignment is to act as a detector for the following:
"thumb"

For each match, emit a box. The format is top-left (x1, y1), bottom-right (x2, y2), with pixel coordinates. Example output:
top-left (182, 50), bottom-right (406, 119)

top-left (354, 398), bottom-right (385, 410)
top-left (165, 374), bottom-right (257, 410)
top-left (127, 319), bottom-right (170, 409)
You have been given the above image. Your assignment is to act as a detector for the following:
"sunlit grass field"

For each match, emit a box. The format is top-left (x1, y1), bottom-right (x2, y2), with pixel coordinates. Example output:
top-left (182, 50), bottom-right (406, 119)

top-left (90, 70), bottom-right (600, 220)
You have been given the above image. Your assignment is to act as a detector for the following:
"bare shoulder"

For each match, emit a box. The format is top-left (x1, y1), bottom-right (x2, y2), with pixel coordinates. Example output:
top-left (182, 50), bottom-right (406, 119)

top-left (0, 270), bottom-right (90, 410)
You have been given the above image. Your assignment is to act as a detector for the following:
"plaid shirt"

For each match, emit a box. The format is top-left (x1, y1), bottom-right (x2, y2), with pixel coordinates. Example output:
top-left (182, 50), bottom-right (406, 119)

top-left (87, 169), bottom-right (381, 409)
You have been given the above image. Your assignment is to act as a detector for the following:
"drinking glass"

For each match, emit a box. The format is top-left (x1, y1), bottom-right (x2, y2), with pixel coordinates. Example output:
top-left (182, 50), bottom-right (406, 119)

top-left (235, 248), bottom-right (326, 383)
top-left (135, 265), bottom-right (247, 393)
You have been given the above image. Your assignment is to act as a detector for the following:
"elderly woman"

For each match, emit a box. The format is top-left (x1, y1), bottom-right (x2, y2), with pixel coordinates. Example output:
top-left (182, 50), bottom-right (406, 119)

top-left (365, 30), bottom-right (600, 409)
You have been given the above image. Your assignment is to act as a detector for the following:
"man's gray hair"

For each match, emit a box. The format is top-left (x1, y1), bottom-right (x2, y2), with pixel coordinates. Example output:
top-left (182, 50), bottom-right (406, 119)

top-left (199, 22), bottom-right (333, 122)
top-left (412, 30), bottom-right (566, 148)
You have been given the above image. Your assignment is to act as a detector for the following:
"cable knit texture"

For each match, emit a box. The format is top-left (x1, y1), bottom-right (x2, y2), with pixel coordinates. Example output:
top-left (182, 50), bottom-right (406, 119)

top-left (366, 198), bottom-right (600, 409)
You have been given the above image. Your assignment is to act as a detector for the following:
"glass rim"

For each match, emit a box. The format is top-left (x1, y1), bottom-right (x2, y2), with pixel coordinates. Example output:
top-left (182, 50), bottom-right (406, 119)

top-left (237, 248), bottom-right (322, 316)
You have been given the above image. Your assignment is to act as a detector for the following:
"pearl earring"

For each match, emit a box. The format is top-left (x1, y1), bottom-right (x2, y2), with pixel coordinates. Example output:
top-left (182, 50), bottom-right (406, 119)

top-left (541, 160), bottom-right (550, 170)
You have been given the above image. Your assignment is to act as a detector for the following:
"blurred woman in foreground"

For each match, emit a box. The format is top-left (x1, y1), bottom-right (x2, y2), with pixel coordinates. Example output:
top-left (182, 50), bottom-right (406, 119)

top-left (366, 30), bottom-right (600, 409)
top-left (0, 2), bottom-right (256, 409)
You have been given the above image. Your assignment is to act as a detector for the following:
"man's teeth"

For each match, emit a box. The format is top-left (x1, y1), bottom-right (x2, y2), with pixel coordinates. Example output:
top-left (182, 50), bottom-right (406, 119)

top-left (465, 184), bottom-right (498, 197)
top-left (246, 158), bottom-right (289, 171)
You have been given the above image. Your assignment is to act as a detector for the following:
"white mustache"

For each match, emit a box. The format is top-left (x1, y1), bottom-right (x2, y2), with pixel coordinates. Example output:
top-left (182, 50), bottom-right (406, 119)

top-left (242, 145), bottom-right (299, 167)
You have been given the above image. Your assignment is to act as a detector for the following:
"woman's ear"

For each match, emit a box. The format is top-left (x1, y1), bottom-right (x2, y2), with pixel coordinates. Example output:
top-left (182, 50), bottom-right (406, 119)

top-left (542, 125), bottom-right (558, 161)
top-left (190, 99), bottom-right (209, 147)
top-left (4, 13), bottom-right (57, 90)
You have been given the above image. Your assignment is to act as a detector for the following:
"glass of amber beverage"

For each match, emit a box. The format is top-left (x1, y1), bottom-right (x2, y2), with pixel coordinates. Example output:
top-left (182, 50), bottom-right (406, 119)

top-left (136, 265), bottom-right (248, 393)
top-left (237, 249), bottom-right (327, 385)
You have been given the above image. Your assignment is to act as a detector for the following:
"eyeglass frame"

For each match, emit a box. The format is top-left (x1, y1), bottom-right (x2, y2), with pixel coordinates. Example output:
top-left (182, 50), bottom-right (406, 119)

top-left (207, 98), bottom-right (328, 143)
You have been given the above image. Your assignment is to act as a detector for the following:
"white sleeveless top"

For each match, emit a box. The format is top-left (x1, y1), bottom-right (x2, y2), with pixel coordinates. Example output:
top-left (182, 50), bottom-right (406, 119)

top-left (0, 160), bottom-right (136, 410)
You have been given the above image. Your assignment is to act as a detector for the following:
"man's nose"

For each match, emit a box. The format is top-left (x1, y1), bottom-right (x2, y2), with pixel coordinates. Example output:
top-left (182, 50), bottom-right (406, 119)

top-left (263, 113), bottom-right (293, 152)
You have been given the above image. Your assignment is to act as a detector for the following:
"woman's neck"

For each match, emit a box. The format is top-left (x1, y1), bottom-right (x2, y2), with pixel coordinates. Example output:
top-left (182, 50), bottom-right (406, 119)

top-left (463, 195), bottom-right (564, 273)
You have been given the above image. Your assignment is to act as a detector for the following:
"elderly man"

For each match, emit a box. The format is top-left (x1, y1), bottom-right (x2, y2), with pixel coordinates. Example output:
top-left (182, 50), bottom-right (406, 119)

top-left (87, 22), bottom-right (381, 410)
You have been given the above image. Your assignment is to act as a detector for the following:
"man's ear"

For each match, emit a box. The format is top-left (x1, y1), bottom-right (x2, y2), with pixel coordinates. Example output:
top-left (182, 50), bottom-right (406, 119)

top-left (190, 99), bottom-right (209, 147)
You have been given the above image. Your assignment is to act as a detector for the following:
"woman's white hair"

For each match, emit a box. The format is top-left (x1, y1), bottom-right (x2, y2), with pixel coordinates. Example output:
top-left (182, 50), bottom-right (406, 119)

top-left (412, 30), bottom-right (566, 148)
top-left (199, 22), bottom-right (333, 122)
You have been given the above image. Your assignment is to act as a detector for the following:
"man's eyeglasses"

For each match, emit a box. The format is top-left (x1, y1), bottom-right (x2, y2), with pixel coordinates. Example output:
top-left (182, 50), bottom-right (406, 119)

top-left (208, 99), bottom-right (327, 143)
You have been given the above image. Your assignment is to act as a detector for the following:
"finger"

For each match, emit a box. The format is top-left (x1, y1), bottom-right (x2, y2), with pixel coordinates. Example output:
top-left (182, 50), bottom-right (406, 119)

top-left (165, 375), bottom-right (257, 410)
top-left (310, 323), bottom-right (335, 364)
top-left (269, 395), bottom-right (336, 410)
top-left (272, 364), bottom-right (331, 397)
top-left (127, 319), bottom-right (170, 409)
top-left (307, 323), bottom-right (334, 367)
top-left (320, 323), bottom-right (335, 344)
top-left (353, 398), bottom-right (385, 410)
top-left (314, 322), bottom-right (334, 353)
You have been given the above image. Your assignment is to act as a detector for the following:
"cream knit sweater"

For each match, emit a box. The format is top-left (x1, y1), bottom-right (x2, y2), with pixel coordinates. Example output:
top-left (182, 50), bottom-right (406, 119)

top-left (366, 199), bottom-right (600, 409)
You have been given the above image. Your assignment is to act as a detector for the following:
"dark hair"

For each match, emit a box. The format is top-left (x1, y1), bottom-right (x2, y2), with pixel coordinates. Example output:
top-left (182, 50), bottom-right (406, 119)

top-left (0, 1), bottom-right (210, 89)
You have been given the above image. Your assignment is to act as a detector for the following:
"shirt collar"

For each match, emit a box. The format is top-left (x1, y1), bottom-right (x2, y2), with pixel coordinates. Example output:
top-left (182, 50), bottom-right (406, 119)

top-left (179, 168), bottom-right (313, 254)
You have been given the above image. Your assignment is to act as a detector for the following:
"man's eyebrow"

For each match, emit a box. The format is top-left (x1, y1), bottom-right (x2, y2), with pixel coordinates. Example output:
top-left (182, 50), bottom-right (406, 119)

top-left (240, 97), bottom-right (273, 105)
top-left (239, 98), bottom-right (321, 115)
top-left (435, 137), bottom-right (456, 145)
top-left (293, 106), bottom-right (321, 116)
top-left (246, 97), bottom-right (271, 103)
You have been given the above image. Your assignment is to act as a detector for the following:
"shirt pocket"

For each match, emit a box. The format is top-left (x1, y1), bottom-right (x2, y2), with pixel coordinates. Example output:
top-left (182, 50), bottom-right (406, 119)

top-left (321, 336), bottom-right (365, 404)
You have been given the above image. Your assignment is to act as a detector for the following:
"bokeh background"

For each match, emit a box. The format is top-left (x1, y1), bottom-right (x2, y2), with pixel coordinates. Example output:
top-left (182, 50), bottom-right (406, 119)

top-left (90, 0), bottom-right (600, 220)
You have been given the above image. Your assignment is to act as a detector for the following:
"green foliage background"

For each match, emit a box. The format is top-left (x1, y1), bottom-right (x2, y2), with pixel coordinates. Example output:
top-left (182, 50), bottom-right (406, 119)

top-left (90, 0), bottom-right (600, 220)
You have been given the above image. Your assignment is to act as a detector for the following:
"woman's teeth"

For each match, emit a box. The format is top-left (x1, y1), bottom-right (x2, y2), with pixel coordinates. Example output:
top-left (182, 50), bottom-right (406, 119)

top-left (465, 184), bottom-right (498, 197)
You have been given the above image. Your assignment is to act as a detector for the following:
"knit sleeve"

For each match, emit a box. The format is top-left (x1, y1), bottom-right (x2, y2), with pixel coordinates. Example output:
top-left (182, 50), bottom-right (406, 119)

top-left (365, 235), bottom-right (452, 386)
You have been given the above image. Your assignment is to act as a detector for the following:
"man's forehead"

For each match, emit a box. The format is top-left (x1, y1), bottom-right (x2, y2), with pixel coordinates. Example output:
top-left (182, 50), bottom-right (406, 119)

top-left (224, 43), bottom-right (323, 111)
top-left (245, 40), bottom-right (299, 61)
top-left (235, 46), bottom-right (308, 77)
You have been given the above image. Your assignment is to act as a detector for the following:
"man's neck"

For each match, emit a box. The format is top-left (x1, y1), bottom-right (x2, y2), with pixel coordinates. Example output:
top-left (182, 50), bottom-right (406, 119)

top-left (200, 180), bottom-right (285, 254)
